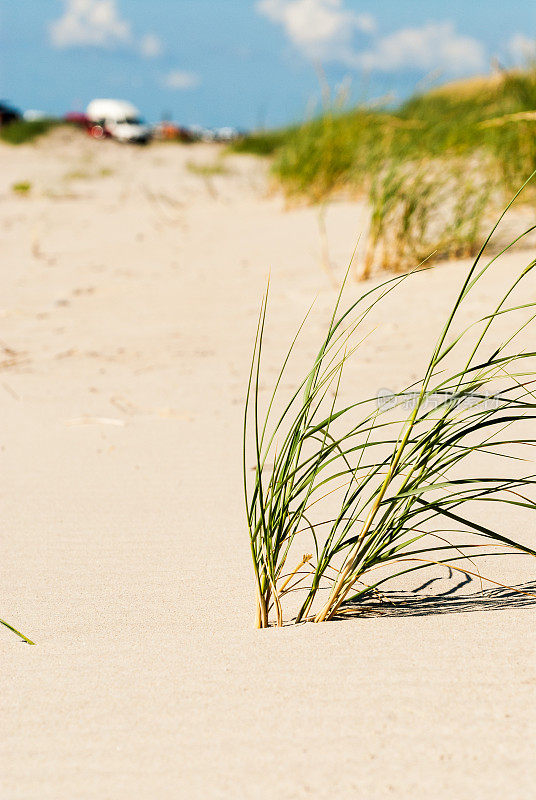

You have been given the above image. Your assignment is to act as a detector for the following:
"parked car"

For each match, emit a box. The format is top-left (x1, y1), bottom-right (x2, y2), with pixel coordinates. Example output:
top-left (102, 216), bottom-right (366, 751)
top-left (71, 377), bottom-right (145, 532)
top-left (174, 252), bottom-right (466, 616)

top-left (65, 111), bottom-right (111, 140)
top-left (214, 126), bottom-right (242, 142)
top-left (152, 121), bottom-right (195, 143)
top-left (0, 101), bottom-right (21, 127)
top-left (187, 124), bottom-right (215, 142)
top-left (86, 99), bottom-right (152, 144)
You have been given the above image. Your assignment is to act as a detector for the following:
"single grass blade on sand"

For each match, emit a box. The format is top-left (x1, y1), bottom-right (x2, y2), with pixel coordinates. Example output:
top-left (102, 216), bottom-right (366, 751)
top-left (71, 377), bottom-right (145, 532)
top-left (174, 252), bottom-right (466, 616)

top-left (1, 616), bottom-right (35, 645)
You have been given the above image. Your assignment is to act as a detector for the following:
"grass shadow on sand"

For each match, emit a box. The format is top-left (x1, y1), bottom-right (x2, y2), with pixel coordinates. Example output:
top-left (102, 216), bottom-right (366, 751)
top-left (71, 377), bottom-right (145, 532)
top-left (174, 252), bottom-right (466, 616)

top-left (333, 579), bottom-right (536, 619)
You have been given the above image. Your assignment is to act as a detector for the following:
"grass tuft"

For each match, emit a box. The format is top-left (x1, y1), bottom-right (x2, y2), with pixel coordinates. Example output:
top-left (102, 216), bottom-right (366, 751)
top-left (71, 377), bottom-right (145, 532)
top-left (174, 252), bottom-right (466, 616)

top-left (362, 156), bottom-right (497, 275)
top-left (244, 188), bottom-right (536, 627)
top-left (0, 119), bottom-right (61, 145)
top-left (243, 68), bottom-right (536, 274)
top-left (12, 181), bottom-right (32, 195)
top-left (186, 159), bottom-right (229, 177)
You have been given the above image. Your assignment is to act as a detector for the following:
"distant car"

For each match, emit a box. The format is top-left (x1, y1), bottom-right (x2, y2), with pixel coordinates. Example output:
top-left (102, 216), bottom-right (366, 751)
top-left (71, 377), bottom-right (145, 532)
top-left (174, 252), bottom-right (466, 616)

top-left (184, 125), bottom-right (243, 143)
top-left (65, 111), bottom-right (111, 140)
top-left (214, 127), bottom-right (241, 142)
top-left (65, 111), bottom-right (89, 126)
top-left (152, 121), bottom-right (195, 143)
top-left (86, 99), bottom-right (152, 144)
top-left (23, 110), bottom-right (47, 122)
top-left (0, 101), bottom-right (21, 127)
top-left (187, 124), bottom-right (216, 142)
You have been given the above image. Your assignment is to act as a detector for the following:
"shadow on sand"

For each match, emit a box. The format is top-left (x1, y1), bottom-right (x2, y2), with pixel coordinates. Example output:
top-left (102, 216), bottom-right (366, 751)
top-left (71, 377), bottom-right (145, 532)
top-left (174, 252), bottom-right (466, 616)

top-left (336, 577), bottom-right (536, 619)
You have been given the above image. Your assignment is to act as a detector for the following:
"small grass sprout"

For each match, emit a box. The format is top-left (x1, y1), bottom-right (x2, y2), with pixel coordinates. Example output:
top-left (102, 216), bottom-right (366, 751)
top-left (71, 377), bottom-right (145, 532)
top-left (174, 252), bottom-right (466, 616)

top-left (12, 181), bottom-right (32, 195)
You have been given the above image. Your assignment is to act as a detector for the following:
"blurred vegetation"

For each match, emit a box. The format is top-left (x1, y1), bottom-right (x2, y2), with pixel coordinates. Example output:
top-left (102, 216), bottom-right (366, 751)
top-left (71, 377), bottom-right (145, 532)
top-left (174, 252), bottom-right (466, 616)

top-left (231, 129), bottom-right (289, 156)
top-left (186, 159), bottom-right (228, 176)
top-left (232, 69), bottom-right (536, 272)
top-left (0, 118), bottom-right (61, 145)
top-left (12, 181), bottom-right (32, 195)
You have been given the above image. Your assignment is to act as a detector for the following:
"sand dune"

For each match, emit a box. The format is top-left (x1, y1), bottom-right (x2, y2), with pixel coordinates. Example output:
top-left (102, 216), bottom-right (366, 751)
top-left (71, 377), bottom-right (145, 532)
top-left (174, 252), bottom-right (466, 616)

top-left (1, 129), bottom-right (535, 799)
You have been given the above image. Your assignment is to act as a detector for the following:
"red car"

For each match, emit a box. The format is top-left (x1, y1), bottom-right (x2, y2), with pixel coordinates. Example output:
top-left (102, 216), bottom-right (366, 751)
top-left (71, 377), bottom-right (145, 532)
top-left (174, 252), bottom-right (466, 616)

top-left (65, 111), bottom-right (111, 140)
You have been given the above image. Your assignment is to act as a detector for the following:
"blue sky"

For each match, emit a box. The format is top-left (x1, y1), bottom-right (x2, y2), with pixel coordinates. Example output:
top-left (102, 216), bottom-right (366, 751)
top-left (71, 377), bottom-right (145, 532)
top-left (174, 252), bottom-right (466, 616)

top-left (1, 1), bottom-right (534, 128)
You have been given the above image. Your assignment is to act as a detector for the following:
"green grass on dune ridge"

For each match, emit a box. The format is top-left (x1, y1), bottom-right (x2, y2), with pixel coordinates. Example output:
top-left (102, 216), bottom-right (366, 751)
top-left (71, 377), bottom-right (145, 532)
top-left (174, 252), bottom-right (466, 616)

top-left (0, 118), bottom-right (62, 145)
top-left (234, 70), bottom-right (536, 191)
top-left (233, 69), bottom-right (536, 272)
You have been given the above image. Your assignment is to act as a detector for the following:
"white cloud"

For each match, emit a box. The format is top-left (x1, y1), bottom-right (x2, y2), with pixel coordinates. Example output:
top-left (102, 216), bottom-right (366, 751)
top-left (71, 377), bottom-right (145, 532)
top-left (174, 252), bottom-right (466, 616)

top-left (140, 33), bottom-right (163, 59)
top-left (508, 34), bottom-right (536, 65)
top-left (257, 0), bottom-right (375, 63)
top-left (355, 22), bottom-right (486, 76)
top-left (354, 13), bottom-right (376, 35)
top-left (163, 70), bottom-right (201, 91)
top-left (258, 4), bottom-right (485, 78)
top-left (50, 0), bottom-right (131, 48)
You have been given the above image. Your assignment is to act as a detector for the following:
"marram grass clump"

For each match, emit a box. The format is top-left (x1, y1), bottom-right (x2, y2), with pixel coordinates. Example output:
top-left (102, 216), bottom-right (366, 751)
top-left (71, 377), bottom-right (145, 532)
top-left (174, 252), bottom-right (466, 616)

top-left (237, 68), bottom-right (536, 275)
top-left (361, 155), bottom-right (497, 276)
top-left (244, 188), bottom-right (536, 627)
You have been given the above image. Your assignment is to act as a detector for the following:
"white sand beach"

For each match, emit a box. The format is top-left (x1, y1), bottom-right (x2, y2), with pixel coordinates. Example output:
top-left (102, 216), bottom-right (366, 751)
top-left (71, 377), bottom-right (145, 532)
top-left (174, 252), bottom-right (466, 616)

top-left (1, 129), bottom-right (535, 799)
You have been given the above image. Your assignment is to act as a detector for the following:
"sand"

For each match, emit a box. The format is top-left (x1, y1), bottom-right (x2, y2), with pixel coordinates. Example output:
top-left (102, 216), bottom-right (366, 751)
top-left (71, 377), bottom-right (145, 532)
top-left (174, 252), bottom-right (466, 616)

top-left (1, 128), bottom-right (535, 799)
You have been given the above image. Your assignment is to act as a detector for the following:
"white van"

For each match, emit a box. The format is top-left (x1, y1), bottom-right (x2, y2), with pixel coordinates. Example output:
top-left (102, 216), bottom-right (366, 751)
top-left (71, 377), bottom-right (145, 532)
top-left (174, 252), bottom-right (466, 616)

top-left (86, 99), bottom-right (151, 143)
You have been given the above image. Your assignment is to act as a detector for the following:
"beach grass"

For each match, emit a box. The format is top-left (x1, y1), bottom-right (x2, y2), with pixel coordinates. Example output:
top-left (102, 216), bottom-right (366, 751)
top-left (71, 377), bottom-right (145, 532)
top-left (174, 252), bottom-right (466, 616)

top-left (230, 129), bottom-right (288, 157)
top-left (244, 185), bottom-right (536, 627)
top-left (186, 159), bottom-right (228, 177)
top-left (12, 181), bottom-right (32, 195)
top-left (0, 119), bottom-right (61, 145)
top-left (1, 617), bottom-right (35, 645)
top-left (235, 68), bottom-right (536, 274)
